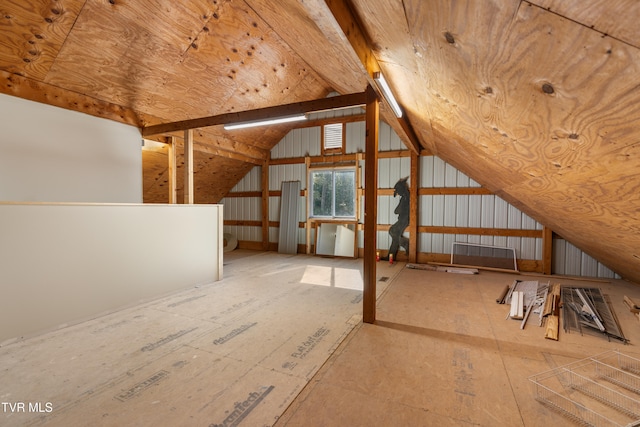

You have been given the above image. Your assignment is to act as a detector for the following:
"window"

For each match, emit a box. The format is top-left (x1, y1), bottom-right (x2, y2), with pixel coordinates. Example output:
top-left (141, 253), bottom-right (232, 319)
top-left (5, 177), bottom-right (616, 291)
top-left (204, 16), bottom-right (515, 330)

top-left (322, 123), bottom-right (343, 153)
top-left (310, 168), bottom-right (356, 218)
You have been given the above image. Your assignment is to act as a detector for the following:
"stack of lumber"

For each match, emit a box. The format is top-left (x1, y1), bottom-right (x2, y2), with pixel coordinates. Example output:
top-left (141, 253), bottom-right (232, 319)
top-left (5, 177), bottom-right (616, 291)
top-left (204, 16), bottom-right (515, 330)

top-left (543, 283), bottom-right (561, 340)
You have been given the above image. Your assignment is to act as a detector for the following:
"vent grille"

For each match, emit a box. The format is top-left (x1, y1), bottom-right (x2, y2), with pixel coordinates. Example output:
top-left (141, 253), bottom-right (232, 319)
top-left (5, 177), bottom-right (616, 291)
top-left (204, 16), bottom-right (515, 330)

top-left (324, 123), bottom-right (343, 150)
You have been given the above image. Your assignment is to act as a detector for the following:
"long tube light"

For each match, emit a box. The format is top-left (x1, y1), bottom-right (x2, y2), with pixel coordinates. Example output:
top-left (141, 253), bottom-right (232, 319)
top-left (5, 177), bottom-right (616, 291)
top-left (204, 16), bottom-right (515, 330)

top-left (223, 114), bottom-right (307, 130)
top-left (373, 71), bottom-right (403, 118)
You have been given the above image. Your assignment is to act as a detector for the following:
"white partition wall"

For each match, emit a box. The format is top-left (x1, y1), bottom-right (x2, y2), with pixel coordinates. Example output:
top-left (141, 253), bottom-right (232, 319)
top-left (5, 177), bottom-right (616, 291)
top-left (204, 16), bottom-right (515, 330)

top-left (0, 94), bottom-right (142, 203)
top-left (0, 203), bottom-right (223, 343)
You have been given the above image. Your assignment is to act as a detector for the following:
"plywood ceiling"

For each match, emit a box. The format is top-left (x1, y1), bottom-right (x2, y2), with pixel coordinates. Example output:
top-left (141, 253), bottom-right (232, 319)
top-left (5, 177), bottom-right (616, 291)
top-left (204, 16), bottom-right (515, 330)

top-left (1, 0), bottom-right (638, 283)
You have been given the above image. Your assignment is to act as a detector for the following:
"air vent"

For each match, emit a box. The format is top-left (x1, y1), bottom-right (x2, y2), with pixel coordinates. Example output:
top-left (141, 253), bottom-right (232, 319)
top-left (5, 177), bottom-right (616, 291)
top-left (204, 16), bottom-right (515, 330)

top-left (323, 123), bottom-right (343, 150)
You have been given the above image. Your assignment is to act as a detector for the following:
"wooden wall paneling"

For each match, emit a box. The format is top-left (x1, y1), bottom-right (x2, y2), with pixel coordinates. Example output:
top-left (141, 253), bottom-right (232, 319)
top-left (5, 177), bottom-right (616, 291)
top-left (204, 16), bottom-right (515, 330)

top-left (363, 86), bottom-right (379, 324)
top-left (184, 129), bottom-right (194, 204)
top-left (168, 137), bottom-right (177, 204)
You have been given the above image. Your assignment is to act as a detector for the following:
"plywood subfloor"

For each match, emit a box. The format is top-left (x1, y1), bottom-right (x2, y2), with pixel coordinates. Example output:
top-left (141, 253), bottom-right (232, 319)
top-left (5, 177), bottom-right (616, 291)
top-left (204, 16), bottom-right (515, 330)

top-left (4, 252), bottom-right (640, 426)
top-left (277, 268), bottom-right (640, 427)
top-left (0, 250), bottom-right (400, 426)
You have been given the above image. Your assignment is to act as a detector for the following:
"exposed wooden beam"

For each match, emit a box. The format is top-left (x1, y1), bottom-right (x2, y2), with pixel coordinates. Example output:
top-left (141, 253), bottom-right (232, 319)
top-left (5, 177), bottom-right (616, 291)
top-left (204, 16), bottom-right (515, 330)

top-left (542, 226), bottom-right (553, 275)
top-left (167, 136), bottom-right (177, 204)
top-left (304, 0), bottom-right (422, 154)
top-left (363, 85), bottom-right (379, 324)
top-left (262, 157), bottom-right (270, 251)
top-left (409, 152), bottom-right (419, 263)
top-left (184, 129), bottom-right (194, 204)
top-left (142, 92), bottom-right (367, 137)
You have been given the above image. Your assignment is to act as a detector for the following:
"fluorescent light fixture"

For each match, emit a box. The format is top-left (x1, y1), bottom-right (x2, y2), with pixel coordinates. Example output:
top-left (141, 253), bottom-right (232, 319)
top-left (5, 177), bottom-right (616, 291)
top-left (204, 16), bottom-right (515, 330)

top-left (223, 114), bottom-right (307, 130)
top-left (373, 71), bottom-right (403, 118)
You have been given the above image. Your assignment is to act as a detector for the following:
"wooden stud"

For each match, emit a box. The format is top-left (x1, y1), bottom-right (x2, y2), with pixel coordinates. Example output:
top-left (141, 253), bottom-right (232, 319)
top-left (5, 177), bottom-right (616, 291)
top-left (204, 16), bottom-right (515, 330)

top-left (355, 152), bottom-right (363, 258)
top-left (184, 129), bottom-right (194, 204)
top-left (262, 156), bottom-right (270, 250)
top-left (409, 151), bottom-right (419, 263)
top-left (167, 136), bottom-right (177, 204)
top-left (542, 226), bottom-right (553, 275)
top-left (305, 156), bottom-right (312, 254)
top-left (363, 85), bottom-right (379, 324)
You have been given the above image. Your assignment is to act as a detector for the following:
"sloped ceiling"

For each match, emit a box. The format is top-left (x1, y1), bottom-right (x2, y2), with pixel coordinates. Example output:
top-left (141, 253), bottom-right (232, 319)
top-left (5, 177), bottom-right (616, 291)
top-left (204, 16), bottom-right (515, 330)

top-left (1, 0), bottom-right (638, 283)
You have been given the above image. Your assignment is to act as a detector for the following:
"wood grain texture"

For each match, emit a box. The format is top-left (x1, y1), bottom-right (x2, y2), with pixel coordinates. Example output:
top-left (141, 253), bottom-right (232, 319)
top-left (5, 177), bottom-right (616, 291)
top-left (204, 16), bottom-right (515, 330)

top-left (0, 0), bottom-right (85, 79)
top-left (533, 0), bottom-right (640, 47)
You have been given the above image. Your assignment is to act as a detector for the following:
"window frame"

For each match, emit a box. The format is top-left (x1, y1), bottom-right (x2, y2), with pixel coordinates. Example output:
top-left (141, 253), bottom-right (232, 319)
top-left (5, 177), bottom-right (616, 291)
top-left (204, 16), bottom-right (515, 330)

top-left (309, 166), bottom-right (357, 219)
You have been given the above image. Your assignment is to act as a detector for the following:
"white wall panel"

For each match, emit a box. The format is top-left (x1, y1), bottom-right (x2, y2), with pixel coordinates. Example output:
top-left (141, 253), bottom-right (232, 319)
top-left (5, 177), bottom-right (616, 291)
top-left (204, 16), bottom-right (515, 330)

top-left (444, 163), bottom-right (458, 187)
top-left (432, 157), bottom-right (446, 187)
top-left (481, 195), bottom-right (495, 227)
top-left (378, 196), bottom-right (392, 225)
top-left (468, 195), bottom-right (482, 227)
top-left (346, 121), bottom-right (365, 154)
top-left (494, 197), bottom-right (509, 228)
top-left (432, 195), bottom-right (445, 226)
top-left (507, 205), bottom-right (522, 229)
top-left (553, 239), bottom-right (620, 278)
top-left (0, 203), bottom-right (222, 342)
top-left (456, 170), bottom-right (470, 187)
top-left (420, 156), bottom-right (434, 187)
top-left (456, 195), bottom-right (469, 227)
top-left (231, 165), bottom-right (261, 192)
top-left (269, 196), bottom-right (280, 222)
top-left (444, 195), bottom-right (456, 227)
top-left (1, 95), bottom-right (142, 203)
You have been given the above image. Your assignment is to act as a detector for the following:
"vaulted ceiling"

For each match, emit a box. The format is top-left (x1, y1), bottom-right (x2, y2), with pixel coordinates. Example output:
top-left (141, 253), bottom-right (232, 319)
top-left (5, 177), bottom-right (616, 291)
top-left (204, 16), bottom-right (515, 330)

top-left (1, 0), bottom-right (639, 283)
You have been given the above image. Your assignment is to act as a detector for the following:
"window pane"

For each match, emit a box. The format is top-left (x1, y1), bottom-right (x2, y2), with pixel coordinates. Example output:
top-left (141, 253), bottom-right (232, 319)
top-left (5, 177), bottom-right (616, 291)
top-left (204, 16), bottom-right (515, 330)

top-left (312, 171), bottom-right (333, 216)
top-left (334, 170), bottom-right (355, 217)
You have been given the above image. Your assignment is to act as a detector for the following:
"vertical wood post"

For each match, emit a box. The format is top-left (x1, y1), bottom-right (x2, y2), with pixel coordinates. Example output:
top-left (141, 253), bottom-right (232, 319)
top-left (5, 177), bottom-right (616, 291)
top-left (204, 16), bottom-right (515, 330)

top-left (305, 156), bottom-right (312, 254)
top-left (408, 151), bottom-right (419, 263)
top-left (363, 85), bottom-right (379, 324)
top-left (183, 129), bottom-right (194, 204)
top-left (542, 226), bottom-right (553, 275)
top-left (262, 156), bottom-right (270, 251)
top-left (168, 136), bottom-right (177, 204)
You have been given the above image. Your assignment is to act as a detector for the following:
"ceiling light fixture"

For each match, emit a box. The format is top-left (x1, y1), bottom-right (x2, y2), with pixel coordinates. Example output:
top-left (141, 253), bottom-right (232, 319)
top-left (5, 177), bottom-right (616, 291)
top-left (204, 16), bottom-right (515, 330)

top-left (223, 114), bottom-right (308, 130)
top-left (373, 71), bottom-right (403, 118)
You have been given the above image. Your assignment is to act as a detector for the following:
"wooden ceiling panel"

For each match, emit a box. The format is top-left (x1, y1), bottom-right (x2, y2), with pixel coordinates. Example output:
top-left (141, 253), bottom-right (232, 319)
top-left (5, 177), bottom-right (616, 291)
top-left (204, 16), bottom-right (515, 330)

top-left (244, 0), bottom-right (368, 95)
top-left (143, 146), bottom-right (253, 204)
top-left (0, 0), bottom-right (85, 79)
top-left (533, 0), bottom-right (640, 48)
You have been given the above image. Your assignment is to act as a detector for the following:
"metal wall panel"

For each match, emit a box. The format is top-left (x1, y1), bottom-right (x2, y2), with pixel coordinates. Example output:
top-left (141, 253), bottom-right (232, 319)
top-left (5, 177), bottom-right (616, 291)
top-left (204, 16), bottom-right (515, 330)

top-left (269, 196), bottom-right (280, 222)
top-left (278, 181), bottom-right (301, 254)
top-left (553, 239), bottom-right (620, 278)
top-left (468, 195), bottom-right (482, 227)
top-left (420, 156), bottom-right (434, 187)
top-left (346, 121), bottom-right (365, 154)
top-left (456, 195), bottom-right (469, 227)
top-left (223, 120), bottom-right (621, 279)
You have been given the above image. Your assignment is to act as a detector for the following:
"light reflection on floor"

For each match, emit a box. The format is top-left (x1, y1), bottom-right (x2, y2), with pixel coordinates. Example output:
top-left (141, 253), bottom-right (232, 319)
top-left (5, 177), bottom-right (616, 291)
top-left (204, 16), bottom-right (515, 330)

top-left (300, 265), bottom-right (363, 290)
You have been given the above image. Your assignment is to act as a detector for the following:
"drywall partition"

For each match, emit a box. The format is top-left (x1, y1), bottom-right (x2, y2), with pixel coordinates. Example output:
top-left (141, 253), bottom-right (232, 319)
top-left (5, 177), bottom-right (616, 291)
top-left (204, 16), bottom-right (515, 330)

top-left (0, 94), bottom-right (142, 203)
top-left (0, 202), bottom-right (223, 343)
